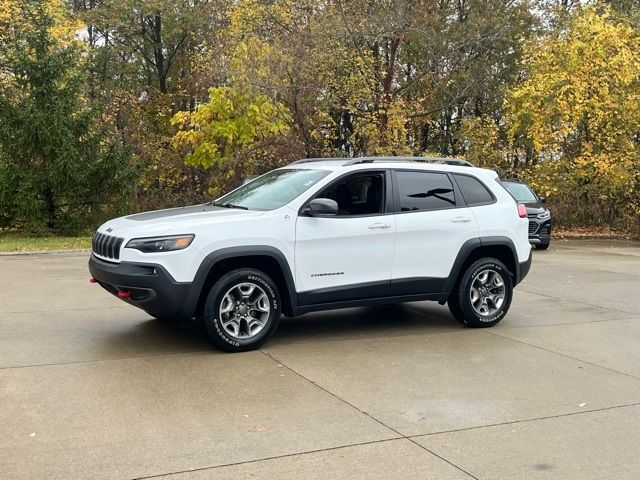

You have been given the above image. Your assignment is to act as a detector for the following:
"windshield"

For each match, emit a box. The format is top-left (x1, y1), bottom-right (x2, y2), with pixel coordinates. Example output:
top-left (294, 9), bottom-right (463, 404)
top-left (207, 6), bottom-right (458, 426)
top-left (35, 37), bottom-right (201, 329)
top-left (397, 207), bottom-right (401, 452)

top-left (215, 168), bottom-right (330, 210)
top-left (502, 181), bottom-right (538, 203)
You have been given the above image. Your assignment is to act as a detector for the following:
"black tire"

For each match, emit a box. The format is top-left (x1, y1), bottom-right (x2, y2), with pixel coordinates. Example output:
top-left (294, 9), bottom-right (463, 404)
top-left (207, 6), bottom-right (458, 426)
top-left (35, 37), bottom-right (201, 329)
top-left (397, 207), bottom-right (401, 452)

top-left (535, 242), bottom-right (550, 250)
top-left (201, 268), bottom-right (281, 352)
top-left (448, 257), bottom-right (513, 328)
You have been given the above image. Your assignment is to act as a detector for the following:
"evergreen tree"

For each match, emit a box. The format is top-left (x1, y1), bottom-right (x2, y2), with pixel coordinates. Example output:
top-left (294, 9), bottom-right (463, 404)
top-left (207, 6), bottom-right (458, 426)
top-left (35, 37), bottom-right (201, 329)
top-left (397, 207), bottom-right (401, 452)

top-left (0, 0), bottom-right (133, 233)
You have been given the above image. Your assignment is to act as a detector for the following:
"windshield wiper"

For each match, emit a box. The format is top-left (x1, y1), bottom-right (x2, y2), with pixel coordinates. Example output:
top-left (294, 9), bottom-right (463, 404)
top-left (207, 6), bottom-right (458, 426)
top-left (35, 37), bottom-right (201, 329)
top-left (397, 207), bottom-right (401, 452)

top-left (211, 202), bottom-right (249, 210)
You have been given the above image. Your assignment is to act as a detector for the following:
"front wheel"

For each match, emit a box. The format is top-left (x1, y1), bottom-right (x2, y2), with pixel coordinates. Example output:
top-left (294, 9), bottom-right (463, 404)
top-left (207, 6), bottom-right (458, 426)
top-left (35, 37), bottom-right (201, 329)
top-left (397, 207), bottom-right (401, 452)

top-left (448, 258), bottom-right (513, 328)
top-left (201, 269), bottom-right (281, 352)
top-left (535, 242), bottom-right (550, 250)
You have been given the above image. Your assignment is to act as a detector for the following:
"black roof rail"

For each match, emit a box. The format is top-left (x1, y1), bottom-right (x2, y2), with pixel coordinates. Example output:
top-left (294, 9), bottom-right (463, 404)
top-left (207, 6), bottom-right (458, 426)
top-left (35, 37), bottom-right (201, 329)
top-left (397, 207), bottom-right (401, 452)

top-left (288, 156), bottom-right (474, 167)
top-left (344, 156), bottom-right (474, 167)
top-left (288, 157), bottom-right (347, 165)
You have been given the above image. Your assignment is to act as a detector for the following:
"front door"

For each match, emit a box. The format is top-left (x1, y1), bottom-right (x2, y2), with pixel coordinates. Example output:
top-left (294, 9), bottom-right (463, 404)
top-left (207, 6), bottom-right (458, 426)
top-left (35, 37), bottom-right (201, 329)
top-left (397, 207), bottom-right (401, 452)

top-left (295, 171), bottom-right (396, 304)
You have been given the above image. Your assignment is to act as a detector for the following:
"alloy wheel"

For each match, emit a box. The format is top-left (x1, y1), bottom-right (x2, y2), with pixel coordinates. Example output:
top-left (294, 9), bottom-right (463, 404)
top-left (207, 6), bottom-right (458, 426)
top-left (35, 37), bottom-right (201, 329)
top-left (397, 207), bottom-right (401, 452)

top-left (469, 269), bottom-right (506, 317)
top-left (218, 282), bottom-right (271, 339)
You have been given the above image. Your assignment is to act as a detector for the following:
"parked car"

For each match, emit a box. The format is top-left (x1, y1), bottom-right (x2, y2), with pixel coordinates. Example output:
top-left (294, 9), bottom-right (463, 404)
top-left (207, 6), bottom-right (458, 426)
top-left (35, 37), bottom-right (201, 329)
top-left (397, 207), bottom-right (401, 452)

top-left (241, 176), bottom-right (257, 185)
top-left (501, 179), bottom-right (552, 250)
top-left (89, 157), bottom-right (532, 352)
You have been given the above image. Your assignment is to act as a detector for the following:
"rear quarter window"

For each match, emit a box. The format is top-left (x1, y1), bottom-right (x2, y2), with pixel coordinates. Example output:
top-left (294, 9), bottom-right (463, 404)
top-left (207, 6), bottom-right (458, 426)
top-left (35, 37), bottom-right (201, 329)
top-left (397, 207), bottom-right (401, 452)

top-left (453, 174), bottom-right (495, 206)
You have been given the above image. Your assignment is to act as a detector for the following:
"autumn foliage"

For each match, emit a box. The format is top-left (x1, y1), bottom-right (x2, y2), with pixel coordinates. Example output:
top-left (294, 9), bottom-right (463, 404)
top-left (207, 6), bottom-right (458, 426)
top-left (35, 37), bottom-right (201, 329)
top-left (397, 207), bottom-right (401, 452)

top-left (0, 1), bottom-right (638, 233)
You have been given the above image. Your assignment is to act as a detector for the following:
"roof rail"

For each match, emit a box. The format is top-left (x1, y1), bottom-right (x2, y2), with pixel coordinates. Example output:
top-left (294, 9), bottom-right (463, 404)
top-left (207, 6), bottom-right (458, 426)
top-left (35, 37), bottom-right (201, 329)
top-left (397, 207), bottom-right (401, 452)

top-left (344, 157), bottom-right (474, 167)
top-left (288, 157), bottom-right (347, 165)
top-left (288, 156), bottom-right (474, 167)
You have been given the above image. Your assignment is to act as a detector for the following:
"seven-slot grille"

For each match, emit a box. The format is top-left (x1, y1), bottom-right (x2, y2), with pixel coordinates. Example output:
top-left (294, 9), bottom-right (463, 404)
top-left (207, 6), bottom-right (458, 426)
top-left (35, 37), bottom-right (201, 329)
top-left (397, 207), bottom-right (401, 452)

top-left (92, 232), bottom-right (124, 260)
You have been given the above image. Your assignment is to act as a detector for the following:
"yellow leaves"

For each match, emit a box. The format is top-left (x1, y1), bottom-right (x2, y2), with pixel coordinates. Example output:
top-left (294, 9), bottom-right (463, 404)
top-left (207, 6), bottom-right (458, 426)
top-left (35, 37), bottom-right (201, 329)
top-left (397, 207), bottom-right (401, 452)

top-left (0, 0), bottom-right (83, 46)
top-left (460, 116), bottom-right (506, 169)
top-left (171, 86), bottom-right (291, 170)
top-left (506, 5), bottom-right (640, 155)
top-left (505, 4), bottom-right (640, 205)
top-left (467, 4), bottom-right (640, 226)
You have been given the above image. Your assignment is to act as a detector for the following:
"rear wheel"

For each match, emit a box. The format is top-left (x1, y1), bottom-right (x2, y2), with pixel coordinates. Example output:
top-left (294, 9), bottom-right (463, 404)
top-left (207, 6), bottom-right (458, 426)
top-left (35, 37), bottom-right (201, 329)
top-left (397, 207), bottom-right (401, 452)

top-left (448, 257), bottom-right (513, 328)
top-left (200, 268), bottom-right (281, 352)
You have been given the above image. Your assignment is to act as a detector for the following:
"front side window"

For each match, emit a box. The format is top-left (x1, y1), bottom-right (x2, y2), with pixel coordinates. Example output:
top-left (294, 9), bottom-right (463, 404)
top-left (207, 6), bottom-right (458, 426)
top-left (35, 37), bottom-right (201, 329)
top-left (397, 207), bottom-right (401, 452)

top-left (216, 168), bottom-right (330, 210)
top-left (454, 174), bottom-right (494, 206)
top-left (316, 173), bottom-right (385, 215)
top-left (396, 171), bottom-right (456, 212)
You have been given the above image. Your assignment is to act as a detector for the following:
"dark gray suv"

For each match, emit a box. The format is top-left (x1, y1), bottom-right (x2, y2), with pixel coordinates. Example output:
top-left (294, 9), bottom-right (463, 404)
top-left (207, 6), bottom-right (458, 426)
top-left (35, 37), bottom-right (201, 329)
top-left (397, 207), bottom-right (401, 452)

top-left (502, 179), bottom-right (552, 250)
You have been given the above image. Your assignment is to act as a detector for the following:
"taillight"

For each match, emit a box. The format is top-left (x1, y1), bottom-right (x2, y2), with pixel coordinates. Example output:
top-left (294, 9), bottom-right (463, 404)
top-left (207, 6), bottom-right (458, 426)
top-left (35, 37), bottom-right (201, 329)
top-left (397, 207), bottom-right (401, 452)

top-left (517, 204), bottom-right (528, 218)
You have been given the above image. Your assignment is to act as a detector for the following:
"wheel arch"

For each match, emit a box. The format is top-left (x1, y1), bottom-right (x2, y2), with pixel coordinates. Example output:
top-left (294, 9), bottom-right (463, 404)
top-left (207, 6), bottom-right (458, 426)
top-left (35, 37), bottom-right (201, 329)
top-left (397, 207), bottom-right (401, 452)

top-left (444, 237), bottom-right (521, 298)
top-left (187, 246), bottom-right (297, 318)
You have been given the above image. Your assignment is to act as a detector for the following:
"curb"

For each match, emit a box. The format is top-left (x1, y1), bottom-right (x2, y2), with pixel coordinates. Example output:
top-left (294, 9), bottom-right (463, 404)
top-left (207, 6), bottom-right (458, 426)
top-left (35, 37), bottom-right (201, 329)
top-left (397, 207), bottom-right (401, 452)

top-left (0, 249), bottom-right (91, 257)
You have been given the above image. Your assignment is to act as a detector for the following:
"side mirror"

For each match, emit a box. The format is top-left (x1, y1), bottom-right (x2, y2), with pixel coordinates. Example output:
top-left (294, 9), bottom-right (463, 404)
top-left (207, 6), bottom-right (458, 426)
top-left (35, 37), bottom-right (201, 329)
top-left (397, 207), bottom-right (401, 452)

top-left (539, 196), bottom-right (546, 204)
top-left (308, 198), bottom-right (338, 216)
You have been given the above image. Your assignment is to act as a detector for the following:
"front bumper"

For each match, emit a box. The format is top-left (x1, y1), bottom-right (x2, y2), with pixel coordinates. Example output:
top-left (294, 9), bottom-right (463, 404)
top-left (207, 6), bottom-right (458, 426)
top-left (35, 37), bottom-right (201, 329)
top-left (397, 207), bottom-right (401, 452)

top-left (88, 255), bottom-right (194, 321)
top-left (528, 218), bottom-right (552, 245)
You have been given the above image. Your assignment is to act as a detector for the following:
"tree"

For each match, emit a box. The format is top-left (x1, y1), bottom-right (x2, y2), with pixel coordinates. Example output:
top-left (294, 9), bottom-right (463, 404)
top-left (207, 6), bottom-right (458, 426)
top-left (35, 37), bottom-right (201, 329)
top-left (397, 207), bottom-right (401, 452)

top-left (0, 0), bottom-right (133, 232)
top-left (170, 86), bottom-right (291, 194)
top-left (224, 0), bottom-right (535, 158)
top-left (71, 0), bottom-right (234, 210)
top-left (505, 6), bottom-right (640, 227)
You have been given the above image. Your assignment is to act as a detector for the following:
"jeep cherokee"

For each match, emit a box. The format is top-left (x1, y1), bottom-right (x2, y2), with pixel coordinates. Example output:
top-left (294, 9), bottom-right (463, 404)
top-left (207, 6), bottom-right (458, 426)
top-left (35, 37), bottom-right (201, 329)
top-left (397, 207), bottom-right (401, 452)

top-left (89, 157), bottom-right (532, 352)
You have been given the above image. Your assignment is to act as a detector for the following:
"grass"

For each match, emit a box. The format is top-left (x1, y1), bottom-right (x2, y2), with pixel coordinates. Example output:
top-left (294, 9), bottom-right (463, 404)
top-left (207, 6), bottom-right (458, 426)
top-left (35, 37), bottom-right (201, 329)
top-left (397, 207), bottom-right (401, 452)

top-left (0, 236), bottom-right (91, 253)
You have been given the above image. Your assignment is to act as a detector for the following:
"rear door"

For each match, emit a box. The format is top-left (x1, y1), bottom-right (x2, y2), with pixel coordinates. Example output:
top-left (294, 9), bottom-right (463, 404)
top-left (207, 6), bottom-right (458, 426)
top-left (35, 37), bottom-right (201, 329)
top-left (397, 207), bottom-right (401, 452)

top-left (295, 170), bottom-right (396, 303)
top-left (391, 170), bottom-right (478, 291)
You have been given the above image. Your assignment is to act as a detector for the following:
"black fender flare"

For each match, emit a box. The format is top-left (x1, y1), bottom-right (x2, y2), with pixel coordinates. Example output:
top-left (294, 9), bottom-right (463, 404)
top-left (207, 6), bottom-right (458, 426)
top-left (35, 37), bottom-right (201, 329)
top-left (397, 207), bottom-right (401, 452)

top-left (443, 236), bottom-right (521, 295)
top-left (184, 245), bottom-right (298, 317)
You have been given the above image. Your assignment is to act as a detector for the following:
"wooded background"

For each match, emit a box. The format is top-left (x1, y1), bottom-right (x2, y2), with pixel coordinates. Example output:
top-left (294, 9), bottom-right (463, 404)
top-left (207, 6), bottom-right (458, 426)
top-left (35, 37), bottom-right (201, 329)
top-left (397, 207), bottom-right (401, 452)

top-left (1, 0), bottom-right (638, 234)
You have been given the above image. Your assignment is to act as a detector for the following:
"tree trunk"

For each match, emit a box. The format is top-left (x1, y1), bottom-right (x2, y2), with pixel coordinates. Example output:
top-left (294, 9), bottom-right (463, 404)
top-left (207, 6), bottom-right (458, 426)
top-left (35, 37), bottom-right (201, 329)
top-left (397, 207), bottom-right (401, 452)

top-left (44, 188), bottom-right (56, 229)
top-left (378, 33), bottom-right (404, 135)
top-left (152, 13), bottom-right (167, 93)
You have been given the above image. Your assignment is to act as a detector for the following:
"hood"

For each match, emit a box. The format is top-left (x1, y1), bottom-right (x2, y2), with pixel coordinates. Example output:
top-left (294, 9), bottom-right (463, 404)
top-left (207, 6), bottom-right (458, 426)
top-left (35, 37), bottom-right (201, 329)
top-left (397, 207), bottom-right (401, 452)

top-left (125, 204), bottom-right (227, 221)
top-left (522, 201), bottom-right (546, 214)
top-left (97, 204), bottom-right (263, 237)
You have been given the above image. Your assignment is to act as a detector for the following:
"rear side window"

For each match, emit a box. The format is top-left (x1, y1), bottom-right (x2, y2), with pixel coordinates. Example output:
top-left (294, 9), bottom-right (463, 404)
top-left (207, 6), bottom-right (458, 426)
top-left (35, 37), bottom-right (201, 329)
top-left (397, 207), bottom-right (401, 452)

top-left (453, 174), bottom-right (494, 206)
top-left (396, 171), bottom-right (456, 212)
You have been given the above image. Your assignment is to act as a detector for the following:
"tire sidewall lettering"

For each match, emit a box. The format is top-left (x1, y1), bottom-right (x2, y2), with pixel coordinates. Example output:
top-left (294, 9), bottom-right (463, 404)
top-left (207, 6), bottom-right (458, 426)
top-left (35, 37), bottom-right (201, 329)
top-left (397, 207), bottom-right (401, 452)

top-left (247, 274), bottom-right (279, 311)
top-left (210, 315), bottom-right (241, 347)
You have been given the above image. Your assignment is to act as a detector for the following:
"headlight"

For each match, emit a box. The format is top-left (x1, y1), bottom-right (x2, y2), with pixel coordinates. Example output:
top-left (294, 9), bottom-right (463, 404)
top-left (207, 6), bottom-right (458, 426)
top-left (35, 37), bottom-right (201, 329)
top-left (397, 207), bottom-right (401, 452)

top-left (125, 235), bottom-right (194, 253)
top-left (537, 210), bottom-right (551, 220)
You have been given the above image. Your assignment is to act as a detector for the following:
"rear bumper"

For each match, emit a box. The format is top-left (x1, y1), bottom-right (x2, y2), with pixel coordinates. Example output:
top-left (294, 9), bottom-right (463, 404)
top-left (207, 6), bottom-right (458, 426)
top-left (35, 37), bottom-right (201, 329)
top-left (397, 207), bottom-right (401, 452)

top-left (88, 255), bottom-right (194, 321)
top-left (516, 250), bottom-right (532, 285)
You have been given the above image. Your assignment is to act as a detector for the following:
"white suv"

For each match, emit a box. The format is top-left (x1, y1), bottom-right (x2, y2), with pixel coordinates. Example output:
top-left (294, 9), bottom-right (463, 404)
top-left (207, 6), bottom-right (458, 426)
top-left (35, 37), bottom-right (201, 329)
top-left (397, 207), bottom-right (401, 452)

top-left (89, 157), bottom-right (532, 352)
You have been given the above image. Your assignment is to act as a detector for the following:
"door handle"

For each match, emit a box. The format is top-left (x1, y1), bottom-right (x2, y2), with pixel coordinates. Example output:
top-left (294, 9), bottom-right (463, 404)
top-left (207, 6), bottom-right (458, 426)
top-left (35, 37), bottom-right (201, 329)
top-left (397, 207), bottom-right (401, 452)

top-left (451, 216), bottom-right (471, 223)
top-left (368, 222), bottom-right (391, 230)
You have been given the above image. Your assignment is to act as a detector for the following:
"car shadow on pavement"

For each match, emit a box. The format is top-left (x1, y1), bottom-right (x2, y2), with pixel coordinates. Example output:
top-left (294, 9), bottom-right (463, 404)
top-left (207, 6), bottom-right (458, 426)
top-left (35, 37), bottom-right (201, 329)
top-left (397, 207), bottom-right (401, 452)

top-left (270, 302), bottom-right (461, 347)
top-left (98, 303), bottom-right (461, 354)
top-left (95, 316), bottom-right (215, 356)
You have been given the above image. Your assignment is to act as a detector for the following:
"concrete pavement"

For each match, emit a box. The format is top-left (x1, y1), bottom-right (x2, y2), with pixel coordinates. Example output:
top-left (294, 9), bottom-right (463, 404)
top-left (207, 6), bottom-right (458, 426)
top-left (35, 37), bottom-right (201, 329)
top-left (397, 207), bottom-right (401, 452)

top-left (1, 240), bottom-right (639, 479)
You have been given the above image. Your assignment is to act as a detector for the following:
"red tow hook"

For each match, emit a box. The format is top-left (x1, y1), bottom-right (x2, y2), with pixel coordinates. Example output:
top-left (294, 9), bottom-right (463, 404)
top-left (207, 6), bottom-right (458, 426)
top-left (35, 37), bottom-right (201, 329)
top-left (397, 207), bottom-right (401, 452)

top-left (89, 277), bottom-right (98, 284)
top-left (117, 290), bottom-right (132, 299)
